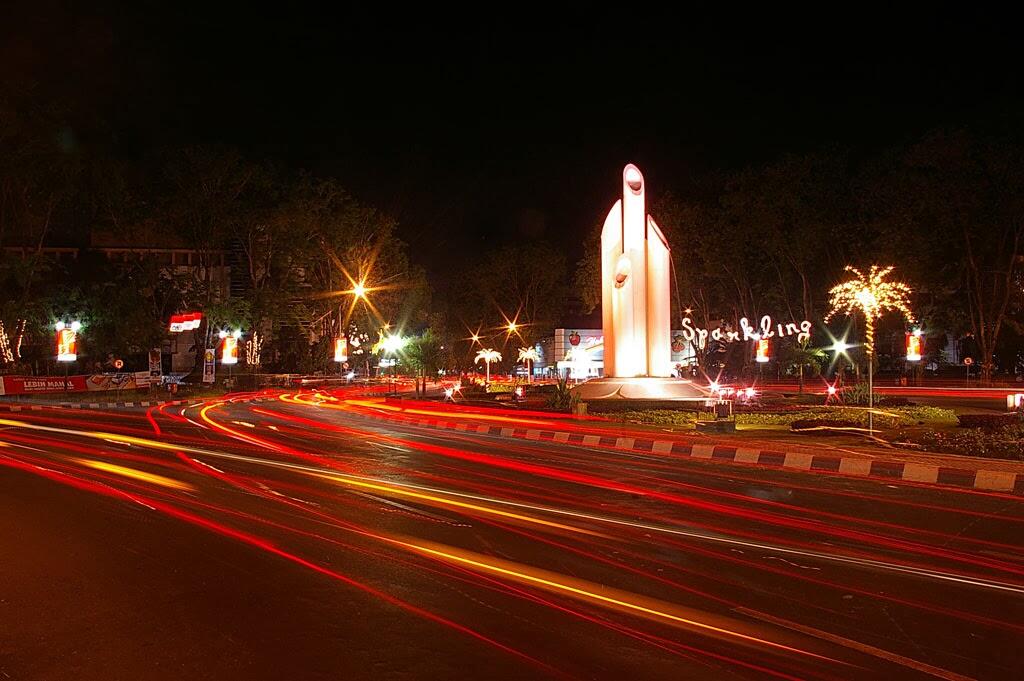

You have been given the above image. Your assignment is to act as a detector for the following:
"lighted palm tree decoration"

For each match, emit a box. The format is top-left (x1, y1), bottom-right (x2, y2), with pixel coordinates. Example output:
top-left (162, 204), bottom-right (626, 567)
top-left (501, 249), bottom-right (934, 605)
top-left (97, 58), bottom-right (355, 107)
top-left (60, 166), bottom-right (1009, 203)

top-left (517, 346), bottom-right (539, 383)
top-left (475, 348), bottom-right (502, 384)
top-left (825, 265), bottom-right (914, 429)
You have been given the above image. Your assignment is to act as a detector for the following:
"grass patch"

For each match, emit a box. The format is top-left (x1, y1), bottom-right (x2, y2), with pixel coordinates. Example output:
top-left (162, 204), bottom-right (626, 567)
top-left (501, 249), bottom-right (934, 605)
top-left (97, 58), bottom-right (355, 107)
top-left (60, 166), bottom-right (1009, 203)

top-left (614, 406), bottom-right (957, 430)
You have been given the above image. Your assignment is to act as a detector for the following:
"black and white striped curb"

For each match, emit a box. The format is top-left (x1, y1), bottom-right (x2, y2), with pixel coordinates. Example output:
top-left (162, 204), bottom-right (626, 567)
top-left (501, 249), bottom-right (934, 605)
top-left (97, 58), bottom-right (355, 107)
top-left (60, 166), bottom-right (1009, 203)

top-left (349, 409), bottom-right (1024, 496)
top-left (0, 398), bottom-right (203, 411)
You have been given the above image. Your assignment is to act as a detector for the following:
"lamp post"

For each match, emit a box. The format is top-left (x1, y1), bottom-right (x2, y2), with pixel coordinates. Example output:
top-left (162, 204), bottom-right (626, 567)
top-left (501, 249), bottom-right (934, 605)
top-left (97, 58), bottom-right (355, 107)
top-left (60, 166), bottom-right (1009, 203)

top-left (380, 334), bottom-right (406, 394)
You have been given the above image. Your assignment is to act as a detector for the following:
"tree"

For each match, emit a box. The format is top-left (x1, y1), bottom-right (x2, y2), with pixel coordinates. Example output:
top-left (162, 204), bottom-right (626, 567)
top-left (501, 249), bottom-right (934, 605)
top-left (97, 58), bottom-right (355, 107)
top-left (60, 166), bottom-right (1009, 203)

top-left (454, 241), bottom-right (567, 348)
top-left (517, 346), bottom-right (539, 382)
top-left (888, 131), bottom-right (1024, 383)
top-left (405, 328), bottom-right (443, 396)
top-left (779, 341), bottom-right (826, 393)
top-left (474, 348), bottom-right (502, 383)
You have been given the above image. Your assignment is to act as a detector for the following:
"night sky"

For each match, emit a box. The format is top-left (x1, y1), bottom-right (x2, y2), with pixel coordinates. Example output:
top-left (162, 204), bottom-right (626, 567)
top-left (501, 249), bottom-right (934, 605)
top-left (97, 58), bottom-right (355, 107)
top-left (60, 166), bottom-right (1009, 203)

top-left (3, 6), bottom-right (1020, 276)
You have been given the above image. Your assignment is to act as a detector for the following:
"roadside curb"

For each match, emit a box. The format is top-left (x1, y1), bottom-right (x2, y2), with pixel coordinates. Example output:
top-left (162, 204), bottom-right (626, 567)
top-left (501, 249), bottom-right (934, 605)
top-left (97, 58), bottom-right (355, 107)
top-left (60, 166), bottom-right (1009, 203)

top-left (0, 398), bottom-right (203, 412)
top-left (349, 409), bottom-right (1024, 496)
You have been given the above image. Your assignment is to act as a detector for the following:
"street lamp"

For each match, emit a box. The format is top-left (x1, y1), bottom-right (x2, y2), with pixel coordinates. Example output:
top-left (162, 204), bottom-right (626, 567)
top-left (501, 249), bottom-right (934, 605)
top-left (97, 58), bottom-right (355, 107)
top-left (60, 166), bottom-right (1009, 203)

top-left (380, 334), bottom-right (406, 393)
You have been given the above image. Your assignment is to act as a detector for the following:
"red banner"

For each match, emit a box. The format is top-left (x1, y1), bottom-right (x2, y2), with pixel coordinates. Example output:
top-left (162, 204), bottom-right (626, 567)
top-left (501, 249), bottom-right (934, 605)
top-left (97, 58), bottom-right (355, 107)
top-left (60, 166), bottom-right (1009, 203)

top-left (0, 373), bottom-right (152, 396)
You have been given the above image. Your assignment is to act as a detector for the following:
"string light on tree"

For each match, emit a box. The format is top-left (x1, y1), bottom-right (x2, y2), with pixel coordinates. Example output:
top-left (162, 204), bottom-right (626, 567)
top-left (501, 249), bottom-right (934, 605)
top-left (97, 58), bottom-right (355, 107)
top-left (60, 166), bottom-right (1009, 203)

top-left (825, 265), bottom-right (914, 430)
top-left (0, 321), bottom-right (14, 364)
top-left (517, 346), bottom-right (539, 382)
top-left (824, 265), bottom-right (914, 357)
top-left (475, 348), bottom-right (502, 384)
top-left (245, 331), bottom-right (264, 366)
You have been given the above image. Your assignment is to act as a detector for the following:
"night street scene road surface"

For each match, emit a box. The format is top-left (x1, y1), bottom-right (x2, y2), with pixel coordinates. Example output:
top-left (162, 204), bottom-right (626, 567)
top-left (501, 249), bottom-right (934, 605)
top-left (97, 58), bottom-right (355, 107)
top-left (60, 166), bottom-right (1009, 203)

top-left (3, 391), bottom-right (1022, 680)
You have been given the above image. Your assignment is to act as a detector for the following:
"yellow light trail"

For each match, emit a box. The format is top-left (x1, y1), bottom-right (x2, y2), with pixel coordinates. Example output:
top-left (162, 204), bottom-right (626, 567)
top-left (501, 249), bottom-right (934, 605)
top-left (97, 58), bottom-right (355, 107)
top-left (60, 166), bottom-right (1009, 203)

top-left (389, 538), bottom-right (834, 661)
top-left (4, 413), bottom-right (1023, 595)
top-left (312, 471), bottom-right (605, 537)
top-left (70, 457), bottom-right (196, 492)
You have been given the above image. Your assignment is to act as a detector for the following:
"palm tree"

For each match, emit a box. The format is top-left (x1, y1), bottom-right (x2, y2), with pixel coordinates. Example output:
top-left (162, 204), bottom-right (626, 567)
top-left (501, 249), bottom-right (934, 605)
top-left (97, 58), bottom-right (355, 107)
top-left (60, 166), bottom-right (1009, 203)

top-left (517, 346), bottom-right (539, 383)
top-left (825, 265), bottom-right (913, 429)
top-left (785, 342), bottom-right (825, 393)
top-left (475, 348), bottom-right (502, 384)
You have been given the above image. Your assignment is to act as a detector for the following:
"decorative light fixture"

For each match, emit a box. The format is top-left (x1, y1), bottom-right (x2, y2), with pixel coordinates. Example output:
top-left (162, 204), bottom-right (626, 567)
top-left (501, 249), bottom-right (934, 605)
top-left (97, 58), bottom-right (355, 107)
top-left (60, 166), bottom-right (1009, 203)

top-left (825, 265), bottom-right (913, 429)
top-left (906, 328), bottom-right (922, 362)
top-left (55, 321), bottom-right (80, 362)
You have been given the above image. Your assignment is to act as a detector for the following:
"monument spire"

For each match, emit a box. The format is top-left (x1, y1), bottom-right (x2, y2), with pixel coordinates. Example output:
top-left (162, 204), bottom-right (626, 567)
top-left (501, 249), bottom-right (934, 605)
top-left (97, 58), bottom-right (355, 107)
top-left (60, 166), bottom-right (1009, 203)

top-left (600, 164), bottom-right (671, 378)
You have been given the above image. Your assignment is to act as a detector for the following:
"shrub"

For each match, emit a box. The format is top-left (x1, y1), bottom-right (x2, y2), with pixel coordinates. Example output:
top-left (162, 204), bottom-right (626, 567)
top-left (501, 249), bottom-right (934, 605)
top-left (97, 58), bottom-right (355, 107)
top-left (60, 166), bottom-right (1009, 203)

top-left (956, 413), bottom-right (1019, 429)
top-left (546, 375), bottom-right (574, 411)
top-left (897, 424), bottom-right (1024, 461)
top-left (612, 405), bottom-right (955, 430)
top-left (615, 409), bottom-right (705, 427)
top-left (840, 382), bottom-right (908, 406)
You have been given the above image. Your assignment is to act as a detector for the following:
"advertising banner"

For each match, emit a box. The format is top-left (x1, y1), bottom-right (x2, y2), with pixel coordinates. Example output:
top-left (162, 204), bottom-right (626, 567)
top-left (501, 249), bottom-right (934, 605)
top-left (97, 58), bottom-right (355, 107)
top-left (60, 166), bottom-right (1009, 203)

top-left (56, 328), bottom-right (78, 361)
top-left (149, 349), bottom-right (163, 377)
top-left (221, 336), bottom-right (238, 365)
top-left (334, 337), bottom-right (348, 363)
top-left (0, 372), bottom-right (153, 395)
top-left (202, 348), bottom-right (216, 383)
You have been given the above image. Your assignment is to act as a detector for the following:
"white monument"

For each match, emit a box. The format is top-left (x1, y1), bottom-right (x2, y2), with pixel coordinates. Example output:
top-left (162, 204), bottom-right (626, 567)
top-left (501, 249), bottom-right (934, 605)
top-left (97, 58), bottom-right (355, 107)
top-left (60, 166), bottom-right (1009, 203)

top-left (573, 164), bottom-right (709, 402)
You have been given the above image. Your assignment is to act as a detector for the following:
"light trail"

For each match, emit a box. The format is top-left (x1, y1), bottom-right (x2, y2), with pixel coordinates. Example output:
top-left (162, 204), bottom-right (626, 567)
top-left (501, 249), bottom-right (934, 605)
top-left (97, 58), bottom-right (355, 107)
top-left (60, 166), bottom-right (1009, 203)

top-left (387, 537), bottom-right (839, 663)
top-left (4, 411), bottom-right (1023, 594)
top-left (69, 457), bottom-right (197, 491)
top-left (4, 398), bottom-right (1020, 678)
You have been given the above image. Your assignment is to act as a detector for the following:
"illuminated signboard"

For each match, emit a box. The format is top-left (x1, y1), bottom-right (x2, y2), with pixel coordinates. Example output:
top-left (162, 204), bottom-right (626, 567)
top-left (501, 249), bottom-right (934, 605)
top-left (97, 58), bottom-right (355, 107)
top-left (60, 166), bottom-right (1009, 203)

top-left (334, 337), bottom-right (348, 362)
top-left (56, 322), bottom-right (79, 362)
top-left (905, 330), bottom-right (922, 361)
top-left (755, 337), bottom-right (771, 363)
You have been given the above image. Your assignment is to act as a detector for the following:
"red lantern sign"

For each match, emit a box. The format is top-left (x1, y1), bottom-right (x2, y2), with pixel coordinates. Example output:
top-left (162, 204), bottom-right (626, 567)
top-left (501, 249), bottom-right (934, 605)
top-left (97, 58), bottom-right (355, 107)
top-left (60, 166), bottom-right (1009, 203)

top-left (56, 326), bottom-right (78, 362)
top-left (221, 335), bottom-right (238, 365)
top-left (905, 331), bottom-right (922, 362)
top-left (568, 331), bottom-right (580, 346)
top-left (755, 337), bottom-right (770, 363)
top-left (334, 337), bottom-right (349, 363)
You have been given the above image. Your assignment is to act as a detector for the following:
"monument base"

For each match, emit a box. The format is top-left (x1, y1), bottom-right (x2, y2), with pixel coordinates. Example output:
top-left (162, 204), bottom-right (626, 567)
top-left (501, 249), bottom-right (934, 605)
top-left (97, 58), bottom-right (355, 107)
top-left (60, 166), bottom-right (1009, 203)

top-left (570, 376), bottom-right (712, 403)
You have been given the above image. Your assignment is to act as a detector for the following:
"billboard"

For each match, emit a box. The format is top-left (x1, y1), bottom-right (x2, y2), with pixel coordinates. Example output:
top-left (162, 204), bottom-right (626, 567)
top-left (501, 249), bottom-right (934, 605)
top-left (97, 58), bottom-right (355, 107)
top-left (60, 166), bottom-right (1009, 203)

top-left (0, 372), bottom-right (153, 395)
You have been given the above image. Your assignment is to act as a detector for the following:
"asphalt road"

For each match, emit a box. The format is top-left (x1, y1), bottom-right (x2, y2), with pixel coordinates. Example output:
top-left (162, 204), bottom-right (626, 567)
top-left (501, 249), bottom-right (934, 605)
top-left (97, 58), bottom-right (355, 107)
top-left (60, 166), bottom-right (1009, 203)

top-left (2, 392), bottom-right (1022, 680)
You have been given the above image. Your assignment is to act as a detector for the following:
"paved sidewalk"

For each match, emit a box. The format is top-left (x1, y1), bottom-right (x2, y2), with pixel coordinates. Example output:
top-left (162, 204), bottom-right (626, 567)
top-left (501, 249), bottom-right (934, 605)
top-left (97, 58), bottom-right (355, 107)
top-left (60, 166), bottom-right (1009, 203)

top-left (345, 401), bottom-right (1024, 496)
